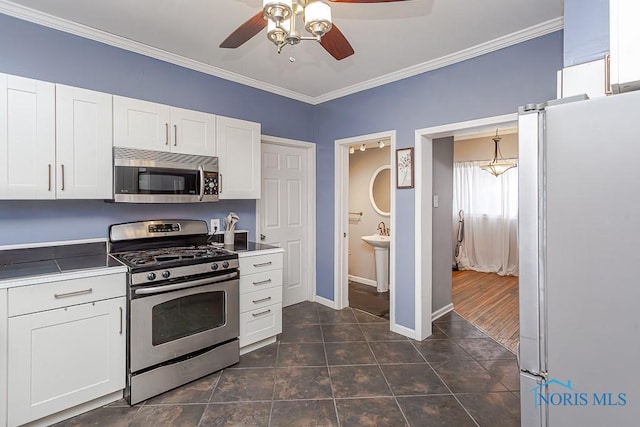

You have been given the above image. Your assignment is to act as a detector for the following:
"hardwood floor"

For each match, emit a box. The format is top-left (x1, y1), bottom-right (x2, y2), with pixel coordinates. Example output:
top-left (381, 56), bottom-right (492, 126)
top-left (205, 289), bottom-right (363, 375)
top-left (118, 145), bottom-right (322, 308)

top-left (451, 270), bottom-right (519, 353)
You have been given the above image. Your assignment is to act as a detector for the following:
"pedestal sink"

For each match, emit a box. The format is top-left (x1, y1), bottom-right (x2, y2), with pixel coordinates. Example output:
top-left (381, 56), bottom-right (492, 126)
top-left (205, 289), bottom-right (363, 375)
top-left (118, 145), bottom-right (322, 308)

top-left (361, 234), bottom-right (390, 292)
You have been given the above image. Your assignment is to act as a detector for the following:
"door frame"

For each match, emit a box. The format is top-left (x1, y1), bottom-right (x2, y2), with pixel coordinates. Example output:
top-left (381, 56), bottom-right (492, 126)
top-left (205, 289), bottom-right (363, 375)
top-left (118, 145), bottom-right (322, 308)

top-left (256, 135), bottom-right (317, 304)
top-left (414, 113), bottom-right (517, 340)
top-left (334, 130), bottom-right (396, 325)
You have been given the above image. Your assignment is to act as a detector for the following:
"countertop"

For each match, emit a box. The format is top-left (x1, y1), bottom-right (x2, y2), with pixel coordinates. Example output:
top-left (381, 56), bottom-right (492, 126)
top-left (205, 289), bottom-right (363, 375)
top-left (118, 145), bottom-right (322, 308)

top-left (233, 242), bottom-right (285, 257)
top-left (0, 241), bottom-right (127, 289)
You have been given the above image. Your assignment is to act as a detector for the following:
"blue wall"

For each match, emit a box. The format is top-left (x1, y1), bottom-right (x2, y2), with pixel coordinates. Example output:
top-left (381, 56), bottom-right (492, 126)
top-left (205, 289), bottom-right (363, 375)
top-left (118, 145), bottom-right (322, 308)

top-left (563, 0), bottom-right (609, 67)
top-left (0, 13), bottom-right (313, 245)
top-left (0, 14), bottom-right (563, 330)
top-left (314, 32), bottom-right (563, 328)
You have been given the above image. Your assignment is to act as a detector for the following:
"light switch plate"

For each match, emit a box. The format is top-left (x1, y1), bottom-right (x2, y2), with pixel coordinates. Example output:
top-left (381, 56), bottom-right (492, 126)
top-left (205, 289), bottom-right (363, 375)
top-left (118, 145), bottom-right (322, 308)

top-left (433, 195), bottom-right (439, 208)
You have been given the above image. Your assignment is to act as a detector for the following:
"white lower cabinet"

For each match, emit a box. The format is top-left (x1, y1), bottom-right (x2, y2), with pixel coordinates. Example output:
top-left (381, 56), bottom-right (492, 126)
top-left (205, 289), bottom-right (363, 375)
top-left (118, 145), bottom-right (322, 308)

top-left (6, 274), bottom-right (126, 427)
top-left (0, 289), bottom-right (7, 427)
top-left (238, 250), bottom-right (284, 352)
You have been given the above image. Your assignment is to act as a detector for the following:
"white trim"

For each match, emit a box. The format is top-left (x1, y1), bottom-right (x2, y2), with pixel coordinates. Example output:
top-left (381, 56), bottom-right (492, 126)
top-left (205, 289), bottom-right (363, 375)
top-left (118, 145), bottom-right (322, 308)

top-left (314, 294), bottom-right (337, 310)
top-left (432, 303), bottom-right (454, 321)
top-left (257, 135), bottom-right (317, 306)
top-left (415, 113), bottom-right (517, 340)
top-left (390, 322), bottom-right (416, 339)
top-left (0, 1), bottom-right (315, 104)
top-left (334, 130), bottom-right (397, 329)
top-left (239, 336), bottom-right (277, 355)
top-left (0, 1), bottom-right (563, 105)
top-left (348, 275), bottom-right (377, 288)
top-left (0, 237), bottom-right (107, 251)
top-left (314, 18), bottom-right (564, 104)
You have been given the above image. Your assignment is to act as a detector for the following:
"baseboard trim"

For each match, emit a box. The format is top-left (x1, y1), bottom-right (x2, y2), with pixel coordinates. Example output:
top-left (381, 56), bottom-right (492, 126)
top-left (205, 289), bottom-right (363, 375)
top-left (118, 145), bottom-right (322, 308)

top-left (390, 322), bottom-right (416, 339)
top-left (348, 275), bottom-right (377, 287)
top-left (432, 303), bottom-right (454, 321)
top-left (314, 295), bottom-right (337, 309)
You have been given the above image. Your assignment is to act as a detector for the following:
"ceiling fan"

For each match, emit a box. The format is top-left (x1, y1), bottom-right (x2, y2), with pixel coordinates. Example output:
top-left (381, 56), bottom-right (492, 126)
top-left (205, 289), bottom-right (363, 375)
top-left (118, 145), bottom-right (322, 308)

top-left (220, 0), bottom-right (409, 60)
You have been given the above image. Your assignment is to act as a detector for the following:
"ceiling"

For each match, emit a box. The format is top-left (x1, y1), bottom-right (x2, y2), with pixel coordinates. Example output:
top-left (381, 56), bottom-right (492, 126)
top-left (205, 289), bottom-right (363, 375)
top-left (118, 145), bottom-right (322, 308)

top-left (0, 0), bottom-right (563, 104)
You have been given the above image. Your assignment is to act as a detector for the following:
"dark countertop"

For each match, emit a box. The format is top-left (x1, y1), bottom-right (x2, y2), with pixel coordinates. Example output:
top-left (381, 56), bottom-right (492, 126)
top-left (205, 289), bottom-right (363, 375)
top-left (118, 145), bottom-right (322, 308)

top-left (0, 242), bottom-right (124, 283)
top-left (234, 241), bottom-right (282, 253)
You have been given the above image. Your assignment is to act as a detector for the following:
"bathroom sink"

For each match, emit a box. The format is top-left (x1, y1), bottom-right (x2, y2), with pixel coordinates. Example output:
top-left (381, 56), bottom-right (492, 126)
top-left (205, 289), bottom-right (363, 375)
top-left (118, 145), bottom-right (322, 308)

top-left (361, 234), bottom-right (390, 249)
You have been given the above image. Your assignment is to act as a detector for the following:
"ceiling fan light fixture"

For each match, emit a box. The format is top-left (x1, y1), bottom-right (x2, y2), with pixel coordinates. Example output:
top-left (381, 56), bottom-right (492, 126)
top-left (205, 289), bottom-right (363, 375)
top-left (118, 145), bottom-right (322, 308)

top-left (267, 18), bottom-right (290, 45)
top-left (263, 0), bottom-right (293, 22)
top-left (304, 1), bottom-right (332, 37)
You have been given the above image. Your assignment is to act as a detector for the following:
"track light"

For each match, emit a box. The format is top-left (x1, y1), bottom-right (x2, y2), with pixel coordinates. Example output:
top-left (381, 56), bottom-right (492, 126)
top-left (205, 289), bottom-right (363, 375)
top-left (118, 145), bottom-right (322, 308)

top-left (378, 140), bottom-right (385, 148)
top-left (360, 144), bottom-right (366, 152)
top-left (349, 146), bottom-right (355, 154)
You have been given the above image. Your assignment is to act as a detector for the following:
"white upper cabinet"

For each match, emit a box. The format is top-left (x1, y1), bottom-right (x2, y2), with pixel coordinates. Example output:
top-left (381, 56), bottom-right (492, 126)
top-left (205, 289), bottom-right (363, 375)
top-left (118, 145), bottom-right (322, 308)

top-left (170, 106), bottom-right (217, 156)
top-left (55, 85), bottom-right (113, 199)
top-left (216, 116), bottom-right (261, 199)
top-left (0, 74), bottom-right (56, 199)
top-left (610, 0), bottom-right (640, 93)
top-left (113, 96), bottom-right (216, 156)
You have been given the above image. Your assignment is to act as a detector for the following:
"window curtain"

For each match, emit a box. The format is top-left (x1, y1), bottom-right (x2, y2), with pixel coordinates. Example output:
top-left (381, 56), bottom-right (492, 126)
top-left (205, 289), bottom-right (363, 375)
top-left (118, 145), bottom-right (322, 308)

top-left (452, 160), bottom-right (519, 276)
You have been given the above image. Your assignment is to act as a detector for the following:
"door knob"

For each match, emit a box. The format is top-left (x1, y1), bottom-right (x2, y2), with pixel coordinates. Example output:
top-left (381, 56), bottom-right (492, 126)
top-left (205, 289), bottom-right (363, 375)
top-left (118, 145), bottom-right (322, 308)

top-left (260, 234), bottom-right (266, 241)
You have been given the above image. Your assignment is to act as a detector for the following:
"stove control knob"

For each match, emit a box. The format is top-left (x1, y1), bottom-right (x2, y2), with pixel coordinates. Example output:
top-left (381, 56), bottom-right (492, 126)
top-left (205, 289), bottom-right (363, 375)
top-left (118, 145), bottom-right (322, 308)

top-left (222, 261), bottom-right (230, 269)
top-left (162, 271), bottom-right (171, 279)
top-left (211, 263), bottom-right (219, 270)
top-left (147, 272), bottom-right (156, 281)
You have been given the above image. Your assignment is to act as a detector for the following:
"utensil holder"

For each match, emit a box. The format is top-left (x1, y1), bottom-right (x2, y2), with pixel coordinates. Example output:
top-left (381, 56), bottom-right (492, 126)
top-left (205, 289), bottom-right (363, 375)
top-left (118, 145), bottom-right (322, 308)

top-left (223, 231), bottom-right (234, 246)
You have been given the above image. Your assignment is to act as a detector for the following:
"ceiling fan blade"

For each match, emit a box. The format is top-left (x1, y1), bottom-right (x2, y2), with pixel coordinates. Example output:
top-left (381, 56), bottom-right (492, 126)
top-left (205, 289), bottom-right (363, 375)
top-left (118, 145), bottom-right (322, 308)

top-left (219, 12), bottom-right (267, 49)
top-left (320, 24), bottom-right (354, 60)
top-left (329, 0), bottom-right (410, 3)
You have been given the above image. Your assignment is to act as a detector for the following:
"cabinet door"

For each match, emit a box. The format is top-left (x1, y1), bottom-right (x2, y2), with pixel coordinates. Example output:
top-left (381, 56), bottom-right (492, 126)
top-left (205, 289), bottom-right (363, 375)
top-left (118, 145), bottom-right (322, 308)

top-left (7, 297), bottom-right (126, 427)
top-left (170, 106), bottom-right (216, 156)
top-left (0, 289), bottom-right (7, 427)
top-left (610, 0), bottom-right (640, 92)
top-left (113, 95), bottom-right (171, 151)
top-left (216, 116), bottom-right (261, 199)
top-left (0, 74), bottom-right (55, 199)
top-left (56, 85), bottom-right (113, 199)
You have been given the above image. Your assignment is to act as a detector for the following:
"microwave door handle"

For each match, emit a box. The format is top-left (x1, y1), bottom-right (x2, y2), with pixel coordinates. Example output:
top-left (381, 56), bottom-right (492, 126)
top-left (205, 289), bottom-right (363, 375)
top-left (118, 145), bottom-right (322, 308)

top-left (198, 165), bottom-right (205, 201)
top-left (134, 271), bottom-right (238, 296)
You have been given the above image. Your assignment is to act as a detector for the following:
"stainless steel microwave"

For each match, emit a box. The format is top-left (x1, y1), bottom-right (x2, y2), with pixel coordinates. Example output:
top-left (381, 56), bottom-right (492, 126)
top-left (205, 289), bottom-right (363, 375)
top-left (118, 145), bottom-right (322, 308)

top-left (113, 147), bottom-right (219, 203)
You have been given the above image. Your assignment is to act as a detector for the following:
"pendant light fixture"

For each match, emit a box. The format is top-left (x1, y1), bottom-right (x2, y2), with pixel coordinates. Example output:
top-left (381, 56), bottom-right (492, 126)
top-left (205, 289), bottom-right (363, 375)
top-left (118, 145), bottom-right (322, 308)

top-left (480, 129), bottom-right (517, 177)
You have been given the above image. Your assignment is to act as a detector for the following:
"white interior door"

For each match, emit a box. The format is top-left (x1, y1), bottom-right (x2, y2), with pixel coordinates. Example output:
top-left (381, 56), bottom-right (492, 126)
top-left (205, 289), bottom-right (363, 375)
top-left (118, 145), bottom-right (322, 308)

top-left (259, 142), bottom-right (309, 307)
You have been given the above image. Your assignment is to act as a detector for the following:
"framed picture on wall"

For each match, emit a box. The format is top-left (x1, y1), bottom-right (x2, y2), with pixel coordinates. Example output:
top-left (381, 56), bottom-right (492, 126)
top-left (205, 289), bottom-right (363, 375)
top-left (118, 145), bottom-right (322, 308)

top-left (396, 147), bottom-right (414, 189)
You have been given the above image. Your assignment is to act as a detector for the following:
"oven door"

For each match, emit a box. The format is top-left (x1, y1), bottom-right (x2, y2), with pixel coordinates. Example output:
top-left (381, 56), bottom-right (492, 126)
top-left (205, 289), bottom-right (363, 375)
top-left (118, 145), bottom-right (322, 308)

top-left (129, 273), bottom-right (239, 373)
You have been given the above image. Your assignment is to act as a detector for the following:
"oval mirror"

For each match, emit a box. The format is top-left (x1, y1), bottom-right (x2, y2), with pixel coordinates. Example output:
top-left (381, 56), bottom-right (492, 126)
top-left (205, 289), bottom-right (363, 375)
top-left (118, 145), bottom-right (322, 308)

top-left (369, 165), bottom-right (391, 217)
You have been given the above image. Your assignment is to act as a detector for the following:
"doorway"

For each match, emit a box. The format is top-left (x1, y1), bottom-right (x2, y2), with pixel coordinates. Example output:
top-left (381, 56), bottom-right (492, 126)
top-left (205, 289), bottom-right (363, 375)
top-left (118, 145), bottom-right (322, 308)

top-left (257, 135), bottom-right (316, 307)
top-left (333, 131), bottom-right (396, 326)
top-left (415, 113), bottom-right (517, 340)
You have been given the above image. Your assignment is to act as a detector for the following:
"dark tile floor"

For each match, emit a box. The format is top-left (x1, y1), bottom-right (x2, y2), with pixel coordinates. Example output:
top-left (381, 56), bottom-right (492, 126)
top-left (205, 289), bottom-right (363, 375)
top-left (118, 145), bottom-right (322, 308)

top-left (54, 302), bottom-right (519, 427)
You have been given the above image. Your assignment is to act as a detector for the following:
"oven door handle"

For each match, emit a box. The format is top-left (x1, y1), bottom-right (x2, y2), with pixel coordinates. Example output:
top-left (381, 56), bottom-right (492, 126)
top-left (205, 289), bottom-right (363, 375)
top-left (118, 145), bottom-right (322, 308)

top-left (134, 271), bottom-right (238, 296)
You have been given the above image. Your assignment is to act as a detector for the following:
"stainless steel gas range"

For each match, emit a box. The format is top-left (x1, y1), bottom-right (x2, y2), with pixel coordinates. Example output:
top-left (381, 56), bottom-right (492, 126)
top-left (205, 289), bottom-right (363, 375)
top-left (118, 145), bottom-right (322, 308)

top-left (109, 219), bottom-right (239, 405)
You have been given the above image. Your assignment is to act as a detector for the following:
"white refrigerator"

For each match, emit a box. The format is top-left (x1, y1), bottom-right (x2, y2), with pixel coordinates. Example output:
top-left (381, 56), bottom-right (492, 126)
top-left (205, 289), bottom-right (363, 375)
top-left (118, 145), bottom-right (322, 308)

top-left (518, 91), bottom-right (640, 426)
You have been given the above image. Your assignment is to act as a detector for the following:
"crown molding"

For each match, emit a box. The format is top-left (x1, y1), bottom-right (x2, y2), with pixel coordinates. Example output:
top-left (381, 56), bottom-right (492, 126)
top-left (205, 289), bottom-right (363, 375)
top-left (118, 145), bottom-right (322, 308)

top-left (0, 1), bottom-right (562, 106)
top-left (313, 17), bottom-right (564, 104)
top-left (0, 1), bottom-right (316, 104)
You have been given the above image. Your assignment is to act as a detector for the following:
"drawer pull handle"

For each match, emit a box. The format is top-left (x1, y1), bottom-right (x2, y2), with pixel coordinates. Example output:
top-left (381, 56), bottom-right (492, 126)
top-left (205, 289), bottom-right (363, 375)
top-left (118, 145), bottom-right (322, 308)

top-left (252, 296), bottom-right (272, 304)
top-left (252, 309), bottom-right (271, 317)
top-left (253, 261), bottom-right (272, 268)
top-left (252, 278), bottom-right (272, 286)
top-left (119, 307), bottom-right (123, 335)
top-left (54, 288), bottom-right (93, 299)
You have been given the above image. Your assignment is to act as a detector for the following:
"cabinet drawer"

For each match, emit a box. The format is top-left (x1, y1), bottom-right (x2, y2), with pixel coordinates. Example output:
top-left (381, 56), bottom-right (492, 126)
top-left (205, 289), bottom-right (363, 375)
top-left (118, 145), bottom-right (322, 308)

top-left (239, 269), bottom-right (282, 294)
top-left (8, 273), bottom-right (126, 317)
top-left (240, 303), bottom-right (282, 347)
top-left (240, 286), bottom-right (282, 313)
top-left (239, 253), bottom-right (283, 275)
